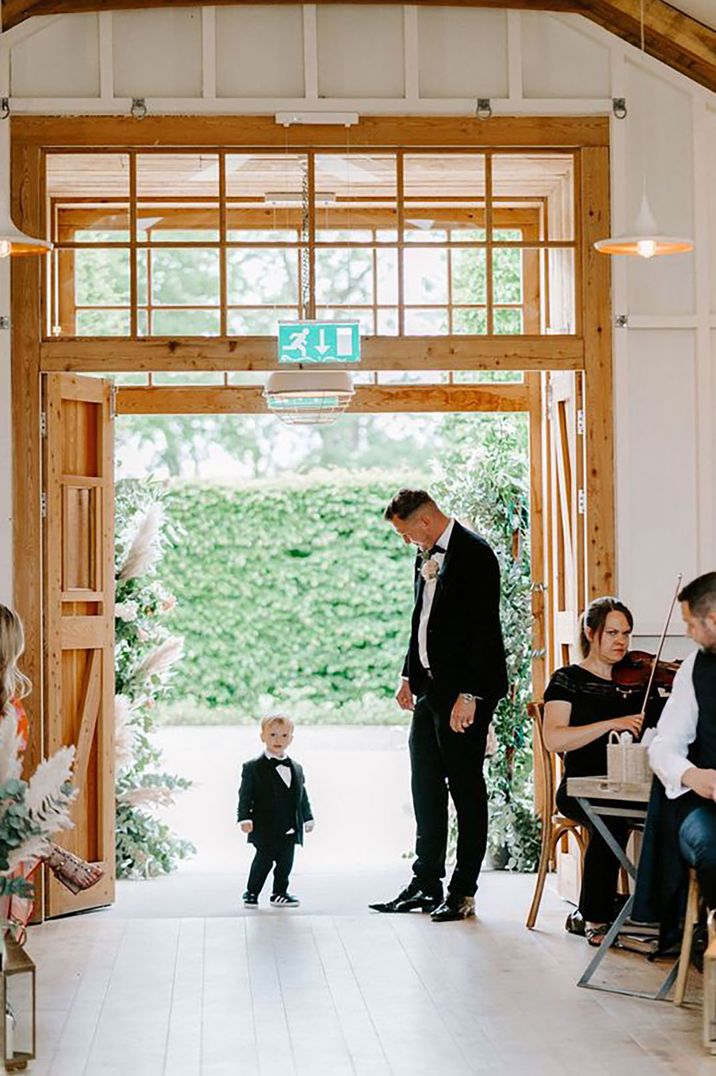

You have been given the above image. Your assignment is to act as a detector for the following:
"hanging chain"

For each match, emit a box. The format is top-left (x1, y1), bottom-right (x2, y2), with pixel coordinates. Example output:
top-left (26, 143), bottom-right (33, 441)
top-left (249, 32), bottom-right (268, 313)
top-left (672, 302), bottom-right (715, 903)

top-left (300, 157), bottom-right (310, 320)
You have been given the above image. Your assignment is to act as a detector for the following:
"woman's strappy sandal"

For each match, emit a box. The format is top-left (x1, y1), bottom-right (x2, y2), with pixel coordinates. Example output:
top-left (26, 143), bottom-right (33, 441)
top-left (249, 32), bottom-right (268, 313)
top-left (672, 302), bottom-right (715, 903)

top-left (585, 923), bottom-right (611, 947)
top-left (46, 845), bottom-right (104, 895)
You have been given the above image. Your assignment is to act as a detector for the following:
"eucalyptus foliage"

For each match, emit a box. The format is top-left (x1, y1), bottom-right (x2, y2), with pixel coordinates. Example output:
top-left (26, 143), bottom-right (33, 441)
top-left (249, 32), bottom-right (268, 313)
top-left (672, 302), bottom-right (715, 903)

top-left (435, 413), bottom-right (540, 871)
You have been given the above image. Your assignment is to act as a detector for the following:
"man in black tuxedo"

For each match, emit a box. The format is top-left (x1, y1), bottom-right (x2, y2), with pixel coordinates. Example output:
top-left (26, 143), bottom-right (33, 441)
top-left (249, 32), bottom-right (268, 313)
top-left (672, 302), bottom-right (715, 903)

top-left (370, 489), bottom-right (507, 922)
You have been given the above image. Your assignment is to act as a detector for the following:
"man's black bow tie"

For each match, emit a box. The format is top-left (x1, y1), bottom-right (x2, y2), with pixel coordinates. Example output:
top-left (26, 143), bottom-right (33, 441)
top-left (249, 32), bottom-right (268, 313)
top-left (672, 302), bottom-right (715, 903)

top-left (427, 544), bottom-right (445, 557)
top-left (269, 757), bottom-right (291, 768)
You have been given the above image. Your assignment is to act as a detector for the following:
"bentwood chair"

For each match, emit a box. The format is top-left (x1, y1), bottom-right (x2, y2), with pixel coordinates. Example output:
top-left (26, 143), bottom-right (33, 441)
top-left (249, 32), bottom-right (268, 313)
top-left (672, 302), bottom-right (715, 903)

top-left (526, 700), bottom-right (587, 929)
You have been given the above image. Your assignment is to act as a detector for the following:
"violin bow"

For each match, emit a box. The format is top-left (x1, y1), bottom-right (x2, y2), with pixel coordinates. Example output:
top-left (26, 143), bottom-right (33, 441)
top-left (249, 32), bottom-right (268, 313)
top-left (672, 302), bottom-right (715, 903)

top-left (641, 572), bottom-right (683, 712)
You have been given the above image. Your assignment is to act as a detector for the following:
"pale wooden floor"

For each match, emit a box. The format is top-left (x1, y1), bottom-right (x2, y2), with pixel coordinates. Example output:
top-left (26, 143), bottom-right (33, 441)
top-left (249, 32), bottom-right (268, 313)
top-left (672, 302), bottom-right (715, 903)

top-left (25, 872), bottom-right (710, 1076)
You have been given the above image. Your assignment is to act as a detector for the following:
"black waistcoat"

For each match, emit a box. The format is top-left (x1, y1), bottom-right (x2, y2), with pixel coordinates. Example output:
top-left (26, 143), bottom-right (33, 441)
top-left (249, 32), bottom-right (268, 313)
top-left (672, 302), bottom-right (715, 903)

top-left (273, 772), bottom-right (296, 835)
top-left (689, 650), bottom-right (716, 768)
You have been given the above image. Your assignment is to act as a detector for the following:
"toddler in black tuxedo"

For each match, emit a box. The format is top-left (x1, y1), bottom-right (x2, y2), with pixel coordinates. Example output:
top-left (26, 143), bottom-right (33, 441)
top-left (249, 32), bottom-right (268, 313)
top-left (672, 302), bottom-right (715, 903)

top-left (237, 714), bottom-right (314, 907)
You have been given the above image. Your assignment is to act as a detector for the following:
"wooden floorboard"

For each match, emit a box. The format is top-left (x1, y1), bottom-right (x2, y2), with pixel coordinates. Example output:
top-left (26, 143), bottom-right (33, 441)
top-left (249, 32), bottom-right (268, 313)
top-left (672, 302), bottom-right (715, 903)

top-left (24, 874), bottom-right (708, 1075)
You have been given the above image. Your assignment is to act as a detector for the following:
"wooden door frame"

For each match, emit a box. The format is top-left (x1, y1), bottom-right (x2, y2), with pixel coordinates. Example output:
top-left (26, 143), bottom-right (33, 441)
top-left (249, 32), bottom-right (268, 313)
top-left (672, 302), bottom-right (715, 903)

top-left (11, 113), bottom-right (613, 788)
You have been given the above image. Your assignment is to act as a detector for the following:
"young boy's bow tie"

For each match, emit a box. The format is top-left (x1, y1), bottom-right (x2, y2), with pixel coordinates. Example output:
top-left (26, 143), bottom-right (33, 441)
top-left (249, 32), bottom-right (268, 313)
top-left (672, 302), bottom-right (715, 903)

top-left (269, 758), bottom-right (290, 768)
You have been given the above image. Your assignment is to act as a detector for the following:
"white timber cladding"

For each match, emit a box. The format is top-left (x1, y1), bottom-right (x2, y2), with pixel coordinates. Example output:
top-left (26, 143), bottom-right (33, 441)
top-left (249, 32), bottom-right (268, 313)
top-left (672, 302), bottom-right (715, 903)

top-left (0, 4), bottom-right (715, 645)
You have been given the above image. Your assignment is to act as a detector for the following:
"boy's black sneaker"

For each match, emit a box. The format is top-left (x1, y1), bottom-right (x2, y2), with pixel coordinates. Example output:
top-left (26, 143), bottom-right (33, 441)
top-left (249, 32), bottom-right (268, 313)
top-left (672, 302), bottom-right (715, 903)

top-left (269, 893), bottom-right (300, 907)
top-left (243, 890), bottom-right (258, 907)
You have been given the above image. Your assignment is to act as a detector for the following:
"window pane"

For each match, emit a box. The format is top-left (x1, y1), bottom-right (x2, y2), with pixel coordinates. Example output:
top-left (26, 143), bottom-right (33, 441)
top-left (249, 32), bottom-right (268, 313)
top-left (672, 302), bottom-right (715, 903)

top-left (228, 309), bottom-right (285, 334)
top-left (151, 249), bottom-right (220, 306)
top-left (404, 224), bottom-right (447, 244)
top-left (546, 247), bottom-right (575, 333)
top-left (404, 308), bottom-right (448, 335)
top-left (315, 248), bottom-right (373, 305)
top-left (376, 249), bottom-right (398, 304)
top-left (47, 153), bottom-right (130, 199)
top-left (315, 229), bottom-right (374, 243)
top-left (378, 370), bottom-right (448, 384)
top-left (404, 248), bottom-right (448, 304)
top-left (75, 248), bottom-right (130, 306)
top-left (494, 308), bottom-right (523, 334)
top-left (76, 309), bottom-right (130, 336)
top-left (377, 308), bottom-right (398, 334)
top-left (67, 208), bottom-right (129, 243)
top-left (152, 372), bottom-right (225, 385)
top-left (493, 248), bottom-right (522, 305)
top-left (227, 228), bottom-right (297, 243)
top-left (492, 153), bottom-right (575, 241)
top-left (451, 249), bottom-right (486, 305)
top-left (137, 206), bottom-right (219, 241)
top-left (315, 307), bottom-right (375, 335)
top-left (151, 310), bottom-right (221, 335)
top-left (227, 249), bottom-right (298, 305)
top-left (137, 153), bottom-right (218, 197)
top-left (454, 369), bottom-right (523, 383)
top-left (453, 309), bottom-right (487, 334)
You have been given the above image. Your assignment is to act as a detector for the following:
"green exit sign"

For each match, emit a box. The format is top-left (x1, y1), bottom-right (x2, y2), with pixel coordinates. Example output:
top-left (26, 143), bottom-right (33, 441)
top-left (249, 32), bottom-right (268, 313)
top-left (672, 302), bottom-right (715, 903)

top-left (278, 320), bottom-right (361, 364)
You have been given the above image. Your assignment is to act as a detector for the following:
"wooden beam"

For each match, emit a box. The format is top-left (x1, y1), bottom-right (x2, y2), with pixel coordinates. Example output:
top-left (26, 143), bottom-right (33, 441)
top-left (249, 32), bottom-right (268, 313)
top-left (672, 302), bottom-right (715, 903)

top-left (1, 2), bottom-right (581, 33)
top-left (4, 2), bottom-right (716, 94)
top-left (583, 0), bottom-right (716, 96)
top-left (41, 335), bottom-right (585, 372)
top-left (116, 383), bottom-right (530, 415)
top-left (580, 145), bottom-right (615, 598)
top-left (12, 114), bottom-right (610, 150)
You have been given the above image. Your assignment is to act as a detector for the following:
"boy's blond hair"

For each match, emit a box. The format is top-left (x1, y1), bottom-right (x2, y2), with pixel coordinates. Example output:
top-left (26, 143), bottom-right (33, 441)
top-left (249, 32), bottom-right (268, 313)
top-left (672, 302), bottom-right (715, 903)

top-left (260, 713), bottom-right (295, 734)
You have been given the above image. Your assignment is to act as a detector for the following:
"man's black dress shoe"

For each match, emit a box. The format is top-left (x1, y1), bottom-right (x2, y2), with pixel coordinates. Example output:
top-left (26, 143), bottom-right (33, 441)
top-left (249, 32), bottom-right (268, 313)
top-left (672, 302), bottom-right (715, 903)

top-left (369, 881), bottom-right (443, 914)
top-left (430, 894), bottom-right (475, 922)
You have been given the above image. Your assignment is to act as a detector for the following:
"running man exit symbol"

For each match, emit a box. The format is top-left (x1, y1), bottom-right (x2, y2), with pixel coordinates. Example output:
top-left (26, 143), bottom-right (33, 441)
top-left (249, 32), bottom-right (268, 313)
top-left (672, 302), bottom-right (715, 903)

top-left (278, 320), bottom-right (361, 364)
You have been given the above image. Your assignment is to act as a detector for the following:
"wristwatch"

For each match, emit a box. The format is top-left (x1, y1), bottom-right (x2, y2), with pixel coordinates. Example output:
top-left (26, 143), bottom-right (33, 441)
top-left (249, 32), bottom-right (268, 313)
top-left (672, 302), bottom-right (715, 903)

top-left (460, 693), bottom-right (476, 702)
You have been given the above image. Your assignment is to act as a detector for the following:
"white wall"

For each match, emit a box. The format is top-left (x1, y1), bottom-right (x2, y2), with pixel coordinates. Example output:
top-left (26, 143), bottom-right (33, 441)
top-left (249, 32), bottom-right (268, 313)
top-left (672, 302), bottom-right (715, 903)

top-left (1, 4), bottom-right (714, 647)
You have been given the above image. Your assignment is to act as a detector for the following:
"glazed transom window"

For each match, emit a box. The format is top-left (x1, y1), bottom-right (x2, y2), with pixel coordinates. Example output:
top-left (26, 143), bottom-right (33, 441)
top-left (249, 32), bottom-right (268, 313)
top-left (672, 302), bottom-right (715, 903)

top-left (45, 149), bottom-right (576, 339)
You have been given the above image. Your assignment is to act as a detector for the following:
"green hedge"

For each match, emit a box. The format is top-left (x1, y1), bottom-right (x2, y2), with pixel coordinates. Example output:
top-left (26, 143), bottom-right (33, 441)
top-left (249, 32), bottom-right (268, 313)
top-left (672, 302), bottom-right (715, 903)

top-left (161, 472), bottom-right (415, 713)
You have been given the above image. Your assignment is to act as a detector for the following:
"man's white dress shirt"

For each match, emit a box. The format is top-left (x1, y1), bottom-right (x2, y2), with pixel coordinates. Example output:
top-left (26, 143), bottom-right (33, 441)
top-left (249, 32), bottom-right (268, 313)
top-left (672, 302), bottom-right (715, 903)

top-left (417, 518), bottom-right (454, 671)
top-left (648, 649), bottom-right (699, 799)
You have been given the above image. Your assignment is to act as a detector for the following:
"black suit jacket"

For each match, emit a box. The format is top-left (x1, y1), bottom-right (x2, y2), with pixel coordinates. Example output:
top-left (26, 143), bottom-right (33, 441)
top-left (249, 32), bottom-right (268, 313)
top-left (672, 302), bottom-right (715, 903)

top-left (236, 755), bottom-right (313, 847)
top-left (402, 521), bottom-right (508, 706)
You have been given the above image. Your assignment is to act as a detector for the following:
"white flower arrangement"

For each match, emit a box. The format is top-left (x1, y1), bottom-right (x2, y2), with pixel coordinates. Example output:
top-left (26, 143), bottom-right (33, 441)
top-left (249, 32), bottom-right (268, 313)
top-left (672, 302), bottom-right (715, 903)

top-left (115, 600), bottom-right (139, 623)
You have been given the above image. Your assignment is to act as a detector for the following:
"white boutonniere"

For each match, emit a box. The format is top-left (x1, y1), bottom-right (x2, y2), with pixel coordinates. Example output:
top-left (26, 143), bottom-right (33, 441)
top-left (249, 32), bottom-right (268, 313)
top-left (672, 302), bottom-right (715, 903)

top-left (420, 557), bottom-right (441, 583)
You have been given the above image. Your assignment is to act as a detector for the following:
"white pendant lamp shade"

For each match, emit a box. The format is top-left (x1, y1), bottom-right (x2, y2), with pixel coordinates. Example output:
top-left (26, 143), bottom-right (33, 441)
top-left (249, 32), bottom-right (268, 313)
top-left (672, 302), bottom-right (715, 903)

top-left (264, 370), bottom-right (354, 425)
top-left (0, 118), bottom-right (51, 257)
top-left (0, 213), bottom-right (52, 257)
top-left (594, 192), bottom-right (693, 259)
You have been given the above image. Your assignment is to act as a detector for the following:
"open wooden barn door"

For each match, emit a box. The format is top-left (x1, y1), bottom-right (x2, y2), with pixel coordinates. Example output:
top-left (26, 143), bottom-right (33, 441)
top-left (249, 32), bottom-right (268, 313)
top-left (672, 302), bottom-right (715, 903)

top-left (42, 373), bottom-right (115, 917)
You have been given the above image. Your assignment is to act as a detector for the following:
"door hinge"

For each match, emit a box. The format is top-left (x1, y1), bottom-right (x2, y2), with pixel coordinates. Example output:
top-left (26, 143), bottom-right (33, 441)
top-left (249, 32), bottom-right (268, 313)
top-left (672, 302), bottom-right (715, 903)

top-left (40, 411), bottom-right (47, 438)
top-left (40, 492), bottom-right (47, 519)
top-left (577, 409), bottom-right (585, 436)
top-left (578, 488), bottom-right (586, 515)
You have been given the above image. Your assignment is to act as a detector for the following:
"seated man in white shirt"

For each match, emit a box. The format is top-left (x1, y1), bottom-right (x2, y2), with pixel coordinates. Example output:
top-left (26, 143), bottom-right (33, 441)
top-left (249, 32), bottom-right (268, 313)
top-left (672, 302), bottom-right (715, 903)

top-left (648, 571), bottom-right (716, 910)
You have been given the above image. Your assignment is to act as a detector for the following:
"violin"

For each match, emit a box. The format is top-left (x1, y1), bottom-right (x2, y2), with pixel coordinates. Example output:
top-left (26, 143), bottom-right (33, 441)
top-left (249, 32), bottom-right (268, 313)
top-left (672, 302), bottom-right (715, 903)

top-left (613, 649), bottom-right (681, 692)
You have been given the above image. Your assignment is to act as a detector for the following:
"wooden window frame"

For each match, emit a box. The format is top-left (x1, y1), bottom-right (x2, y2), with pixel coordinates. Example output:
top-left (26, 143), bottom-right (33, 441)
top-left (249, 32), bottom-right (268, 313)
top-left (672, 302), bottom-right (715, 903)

top-left (11, 115), bottom-right (613, 781)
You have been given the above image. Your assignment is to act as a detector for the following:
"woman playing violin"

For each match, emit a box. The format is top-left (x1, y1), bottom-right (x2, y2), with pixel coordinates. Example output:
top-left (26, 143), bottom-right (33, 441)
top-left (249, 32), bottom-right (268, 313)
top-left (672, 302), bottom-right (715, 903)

top-left (543, 596), bottom-right (664, 945)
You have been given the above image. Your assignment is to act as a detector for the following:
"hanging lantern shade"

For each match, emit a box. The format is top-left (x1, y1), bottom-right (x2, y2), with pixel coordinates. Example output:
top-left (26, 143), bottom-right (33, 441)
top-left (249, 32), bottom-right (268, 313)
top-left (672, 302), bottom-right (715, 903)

top-left (264, 370), bottom-right (355, 425)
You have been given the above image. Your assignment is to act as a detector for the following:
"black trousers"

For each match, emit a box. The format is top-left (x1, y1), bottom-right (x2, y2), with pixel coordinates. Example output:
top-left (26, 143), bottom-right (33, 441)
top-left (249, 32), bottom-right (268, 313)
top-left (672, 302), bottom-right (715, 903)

top-left (557, 785), bottom-right (631, 924)
top-left (246, 836), bottom-right (296, 896)
top-left (408, 690), bottom-right (493, 898)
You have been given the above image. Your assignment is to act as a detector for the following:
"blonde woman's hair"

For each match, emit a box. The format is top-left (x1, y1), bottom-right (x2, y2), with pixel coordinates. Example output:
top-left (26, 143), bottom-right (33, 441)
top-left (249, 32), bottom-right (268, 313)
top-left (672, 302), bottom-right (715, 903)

top-left (260, 713), bottom-right (294, 734)
top-left (0, 605), bottom-right (31, 717)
